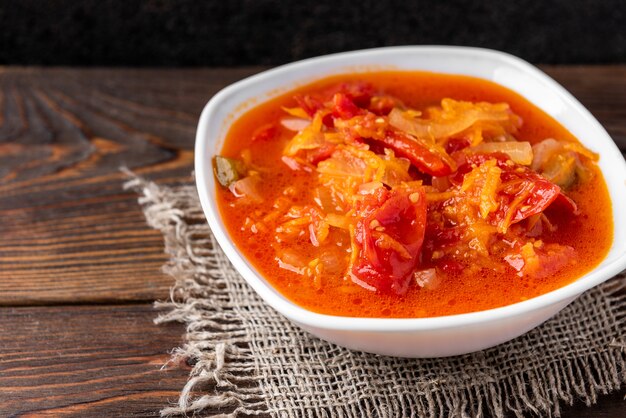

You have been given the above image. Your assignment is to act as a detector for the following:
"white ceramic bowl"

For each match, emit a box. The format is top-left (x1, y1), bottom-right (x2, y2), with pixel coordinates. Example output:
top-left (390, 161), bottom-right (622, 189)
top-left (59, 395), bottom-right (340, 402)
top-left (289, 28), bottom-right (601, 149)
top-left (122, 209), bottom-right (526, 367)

top-left (195, 46), bottom-right (626, 357)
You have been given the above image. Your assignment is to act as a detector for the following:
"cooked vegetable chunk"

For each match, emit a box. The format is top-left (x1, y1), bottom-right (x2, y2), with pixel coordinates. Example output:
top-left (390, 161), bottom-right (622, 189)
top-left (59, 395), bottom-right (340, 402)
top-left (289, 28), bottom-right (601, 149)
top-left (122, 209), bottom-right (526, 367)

top-left (213, 156), bottom-right (245, 187)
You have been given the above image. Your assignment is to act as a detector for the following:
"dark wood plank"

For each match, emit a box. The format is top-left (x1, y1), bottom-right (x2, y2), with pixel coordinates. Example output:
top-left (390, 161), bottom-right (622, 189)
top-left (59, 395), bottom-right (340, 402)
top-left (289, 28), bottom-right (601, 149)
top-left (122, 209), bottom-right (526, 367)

top-left (0, 304), bottom-right (189, 417)
top-left (0, 66), bottom-right (624, 306)
top-left (560, 390), bottom-right (625, 418)
top-left (0, 67), bottom-right (263, 305)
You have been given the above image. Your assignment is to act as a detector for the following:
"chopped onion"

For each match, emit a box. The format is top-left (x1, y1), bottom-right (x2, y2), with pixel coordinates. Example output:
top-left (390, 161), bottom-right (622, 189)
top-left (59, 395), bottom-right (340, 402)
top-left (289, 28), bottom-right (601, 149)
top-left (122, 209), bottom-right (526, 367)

top-left (531, 138), bottom-right (586, 188)
top-left (313, 187), bottom-right (335, 211)
top-left (317, 149), bottom-right (367, 177)
top-left (325, 213), bottom-right (350, 230)
top-left (281, 156), bottom-right (311, 171)
top-left (280, 117), bottom-right (311, 131)
top-left (281, 106), bottom-right (310, 119)
top-left (531, 138), bottom-right (561, 171)
top-left (503, 253), bottom-right (525, 272)
top-left (276, 249), bottom-right (307, 275)
top-left (358, 181), bottom-right (384, 195)
top-left (283, 113), bottom-right (325, 156)
top-left (414, 268), bottom-right (441, 290)
top-left (470, 141), bottom-right (533, 165)
top-left (389, 101), bottom-right (513, 141)
top-left (319, 251), bottom-right (346, 274)
top-left (229, 175), bottom-right (263, 202)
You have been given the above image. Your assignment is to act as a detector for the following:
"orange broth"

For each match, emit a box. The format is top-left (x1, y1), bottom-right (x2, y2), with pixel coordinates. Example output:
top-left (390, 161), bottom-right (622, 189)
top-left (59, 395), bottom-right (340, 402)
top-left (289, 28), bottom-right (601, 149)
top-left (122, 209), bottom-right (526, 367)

top-left (216, 71), bottom-right (613, 318)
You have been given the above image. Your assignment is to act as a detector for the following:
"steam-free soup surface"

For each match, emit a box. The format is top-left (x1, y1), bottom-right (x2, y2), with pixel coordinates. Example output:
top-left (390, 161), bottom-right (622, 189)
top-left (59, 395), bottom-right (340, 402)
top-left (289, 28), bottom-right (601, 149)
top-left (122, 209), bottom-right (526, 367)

top-left (215, 71), bottom-right (612, 318)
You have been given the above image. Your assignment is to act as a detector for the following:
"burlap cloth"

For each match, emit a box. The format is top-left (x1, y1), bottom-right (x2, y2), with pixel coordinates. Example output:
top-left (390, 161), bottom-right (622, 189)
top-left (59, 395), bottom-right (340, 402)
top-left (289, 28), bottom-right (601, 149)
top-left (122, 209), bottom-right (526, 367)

top-left (125, 175), bottom-right (625, 418)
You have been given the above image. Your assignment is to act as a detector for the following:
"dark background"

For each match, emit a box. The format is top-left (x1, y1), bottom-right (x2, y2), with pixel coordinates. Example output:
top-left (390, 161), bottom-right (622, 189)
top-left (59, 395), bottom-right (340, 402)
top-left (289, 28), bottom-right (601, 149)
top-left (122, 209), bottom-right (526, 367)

top-left (1, 0), bottom-right (625, 66)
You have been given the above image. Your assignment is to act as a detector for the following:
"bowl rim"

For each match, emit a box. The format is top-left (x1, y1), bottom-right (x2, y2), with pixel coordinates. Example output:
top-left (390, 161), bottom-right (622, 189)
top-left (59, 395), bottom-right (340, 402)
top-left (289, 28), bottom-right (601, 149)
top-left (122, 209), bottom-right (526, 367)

top-left (195, 45), bottom-right (626, 332)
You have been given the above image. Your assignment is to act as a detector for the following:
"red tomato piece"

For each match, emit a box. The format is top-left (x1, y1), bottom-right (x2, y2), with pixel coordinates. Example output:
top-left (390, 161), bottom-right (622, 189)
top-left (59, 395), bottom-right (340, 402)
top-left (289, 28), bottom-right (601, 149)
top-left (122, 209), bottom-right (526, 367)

top-left (445, 137), bottom-right (471, 154)
top-left (329, 81), bottom-right (374, 107)
top-left (368, 95), bottom-right (398, 115)
top-left (294, 94), bottom-right (325, 117)
top-left (295, 82), bottom-right (374, 118)
top-left (332, 93), bottom-right (363, 119)
top-left (463, 153), bottom-right (574, 225)
top-left (436, 258), bottom-right (465, 275)
top-left (450, 152), bottom-right (509, 182)
top-left (307, 144), bottom-right (337, 165)
top-left (422, 224), bottom-right (463, 254)
top-left (501, 173), bottom-right (559, 223)
top-left (553, 192), bottom-right (579, 214)
top-left (251, 123), bottom-right (278, 142)
top-left (351, 187), bottom-right (427, 295)
top-left (504, 243), bottom-right (575, 279)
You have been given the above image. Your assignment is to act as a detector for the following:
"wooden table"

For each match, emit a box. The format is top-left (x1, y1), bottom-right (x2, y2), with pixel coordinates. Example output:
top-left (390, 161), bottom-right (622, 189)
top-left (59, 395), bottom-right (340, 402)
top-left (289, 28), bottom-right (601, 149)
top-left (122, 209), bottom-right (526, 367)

top-left (1, 66), bottom-right (624, 417)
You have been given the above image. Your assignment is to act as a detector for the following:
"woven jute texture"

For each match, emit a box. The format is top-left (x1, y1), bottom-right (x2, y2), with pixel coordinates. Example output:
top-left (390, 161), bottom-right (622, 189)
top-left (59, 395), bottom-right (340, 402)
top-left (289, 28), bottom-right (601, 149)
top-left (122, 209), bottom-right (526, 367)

top-left (126, 175), bottom-right (625, 418)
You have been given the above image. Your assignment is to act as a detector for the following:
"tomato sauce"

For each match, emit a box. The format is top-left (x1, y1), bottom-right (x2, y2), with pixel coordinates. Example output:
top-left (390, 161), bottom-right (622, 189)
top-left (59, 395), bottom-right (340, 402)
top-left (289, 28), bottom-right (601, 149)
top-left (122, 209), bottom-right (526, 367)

top-left (216, 71), bottom-right (613, 318)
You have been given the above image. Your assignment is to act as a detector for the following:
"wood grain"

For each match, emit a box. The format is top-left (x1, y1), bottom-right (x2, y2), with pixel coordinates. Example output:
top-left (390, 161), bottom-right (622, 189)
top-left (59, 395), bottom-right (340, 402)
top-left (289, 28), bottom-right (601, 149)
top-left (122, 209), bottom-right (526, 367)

top-left (0, 67), bottom-right (263, 305)
top-left (543, 65), bottom-right (626, 150)
top-left (0, 304), bottom-right (189, 417)
top-left (0, 305), bottom-right (622, 418)
top-left (0, 66), bottom-right (624, 417)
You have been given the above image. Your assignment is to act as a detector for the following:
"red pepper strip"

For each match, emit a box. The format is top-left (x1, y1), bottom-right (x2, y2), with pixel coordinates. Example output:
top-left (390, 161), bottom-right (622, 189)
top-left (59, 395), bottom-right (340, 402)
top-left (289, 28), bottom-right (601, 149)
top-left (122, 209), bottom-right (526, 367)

top-left (374, 130), bottom-right (454, 176)
top-left (331, 93), bottom-right (363, 119)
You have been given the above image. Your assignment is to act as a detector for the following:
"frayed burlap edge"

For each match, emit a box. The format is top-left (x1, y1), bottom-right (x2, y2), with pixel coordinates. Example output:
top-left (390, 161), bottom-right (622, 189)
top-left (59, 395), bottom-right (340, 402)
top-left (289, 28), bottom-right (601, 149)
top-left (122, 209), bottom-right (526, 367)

top-left (124, 171), bottom-right (269, 417)
top-left (124, 172), bottom-right (625, 418)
